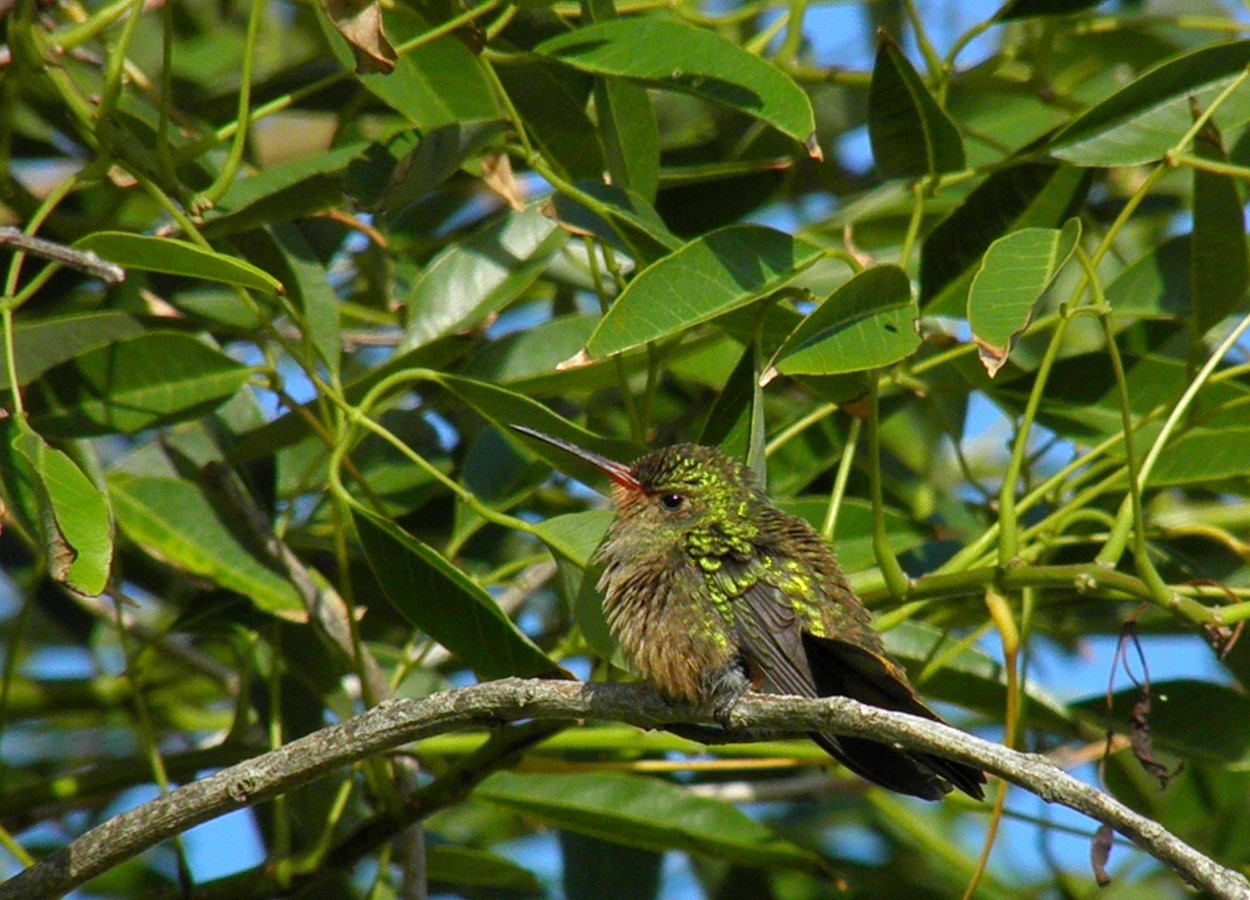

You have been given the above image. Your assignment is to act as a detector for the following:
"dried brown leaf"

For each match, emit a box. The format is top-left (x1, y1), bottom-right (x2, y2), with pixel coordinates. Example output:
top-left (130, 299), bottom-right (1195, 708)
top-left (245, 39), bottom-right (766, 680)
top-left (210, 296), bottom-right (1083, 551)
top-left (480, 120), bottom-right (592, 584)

top-left (322, 0), bottom-right (396, 74)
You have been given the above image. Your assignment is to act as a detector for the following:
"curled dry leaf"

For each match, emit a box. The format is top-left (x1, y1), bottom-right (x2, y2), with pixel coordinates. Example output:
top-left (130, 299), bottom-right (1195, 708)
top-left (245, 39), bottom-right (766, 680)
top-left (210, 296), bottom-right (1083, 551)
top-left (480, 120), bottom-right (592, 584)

top-left (481, 153), bottom-right (526, 213)
top-left (322, 0), bottom-right (397, 74)
top-left (1090, 823), bottom-right (1114, 886)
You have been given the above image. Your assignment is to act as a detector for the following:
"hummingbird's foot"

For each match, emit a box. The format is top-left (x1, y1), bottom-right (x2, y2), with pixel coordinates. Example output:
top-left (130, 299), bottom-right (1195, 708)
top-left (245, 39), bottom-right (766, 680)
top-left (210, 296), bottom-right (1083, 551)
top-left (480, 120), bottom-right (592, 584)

top-left (701, 663), bottom-right (749, 730)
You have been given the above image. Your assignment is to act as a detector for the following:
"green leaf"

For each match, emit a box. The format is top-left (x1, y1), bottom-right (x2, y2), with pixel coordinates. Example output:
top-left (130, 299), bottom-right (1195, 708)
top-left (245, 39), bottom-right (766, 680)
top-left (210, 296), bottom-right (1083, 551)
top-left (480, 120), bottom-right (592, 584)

top-left (476, 771), bottom-right (834, 877)
top-left (764, 265), bottom-right (919, 380)
top-left (352, 32), bottom-right (499, 129)
top-left (11, 420), bottom-right (113, 596)
top-left (967, 219), bottom-right (1082, 377)
top-left (1191, 124), bottom-right (1249, 333)
top-left (531, 510), bottom-right (613, 568)
top-left (1049, 40), bottom-right (1250, 166)
top-left (352, 507), bottom-right (563, 680)
top-left (0, 312), bottom-right (143, 390)
top-left (108, 473), bottom-right (304, 615)
top-left (578, 0), bottom-right (660, 200)
top-left (920, 163), bottom-right (1089, 314)
top-left (404, 206), bottom-right (566, 350)
top-left (428, 846), bottom-right (541, 894)
top-left (536, 19), bottom-right (815, 145)
top-left (700, 343), bottom-right (765, 478)
top-left (531, 511), bottom-right (622, 668)
top-left (868, 40), bottom-right (965, 180)
top-left (561, 831), bottom-right (661, 900)
top-left (548, 183), bottom-right (680, 264)
top-left (199, 142), bottom-right (367, 238)
top-left (73, 233), bottom-right (283, 294)
top-left (586, 225), bottom-right (825, 358)
top-left (1105, 236), bottom-right (1190, 319)
top-left (593, 74), bottom-right (660, 202)
top-left (25, 333), bottom-right (251, 438)
top-left (498, 61), bottom-right (605, 182)
top-left (1072, 679), bottom-right (1250, 767)
top-left (1150, 425), bottom-right (1250, 486)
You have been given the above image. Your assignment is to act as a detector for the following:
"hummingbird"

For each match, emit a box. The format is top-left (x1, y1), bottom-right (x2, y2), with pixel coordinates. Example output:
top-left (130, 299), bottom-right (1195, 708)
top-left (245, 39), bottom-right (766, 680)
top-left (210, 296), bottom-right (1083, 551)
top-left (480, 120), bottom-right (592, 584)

top-left (513, 425), bottom-right (985, 801)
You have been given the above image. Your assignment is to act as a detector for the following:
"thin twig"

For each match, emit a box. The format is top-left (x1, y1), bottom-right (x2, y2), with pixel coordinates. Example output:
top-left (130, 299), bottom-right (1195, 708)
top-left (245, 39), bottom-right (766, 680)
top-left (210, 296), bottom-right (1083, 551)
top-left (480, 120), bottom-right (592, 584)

top-left (0, 228), bottom-right (125, 284)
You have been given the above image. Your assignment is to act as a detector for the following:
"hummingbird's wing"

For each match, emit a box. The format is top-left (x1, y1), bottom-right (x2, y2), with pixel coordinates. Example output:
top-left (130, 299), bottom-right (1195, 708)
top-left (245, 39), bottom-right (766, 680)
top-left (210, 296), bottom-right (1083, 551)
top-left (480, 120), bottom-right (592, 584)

top-left (733, 578), bottom-right (986, 801)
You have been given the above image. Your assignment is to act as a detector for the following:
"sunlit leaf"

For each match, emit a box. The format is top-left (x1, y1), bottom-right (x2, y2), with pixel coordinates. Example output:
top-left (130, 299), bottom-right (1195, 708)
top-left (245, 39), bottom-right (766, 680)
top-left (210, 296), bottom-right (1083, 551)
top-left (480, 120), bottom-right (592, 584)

top-left (536, 19), bottom-right (815, 145)
top-left (404, 206), bottom-right (565, 350)
top-left (11, 419), bottom-right (112, 596)
top-left (764, 265), bottom-right (919, 379)
top-left (108, 473), bottom-right (305, 616)
top-left (968, 219), bottom-right (1081, 377)
top-left (73, 233), bottom-right (283, 294)
top-left (1049, 40), bottom-right (1250, 166)
top-left (586, 225), bottom-right (825, 357)
top-left (920, 163), bottom-right (1089, 314)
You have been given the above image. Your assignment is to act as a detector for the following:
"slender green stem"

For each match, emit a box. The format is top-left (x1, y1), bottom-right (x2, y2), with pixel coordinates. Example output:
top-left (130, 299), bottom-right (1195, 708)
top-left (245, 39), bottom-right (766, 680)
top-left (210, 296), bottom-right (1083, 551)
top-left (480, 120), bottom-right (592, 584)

top-left (821, 417), bottom-right (860, 541)
top-left (902, 0), bottom-right (945, 88)
top-left (394, 0), bottom-right (500, 55)
top-left (867, 379), bottom-right (909, 596)
top-left (745, 8), bottom-right (789, 55)
top-left (899, 181), bottom-right (927, 266)
top-left (584, 236), bottom-right (643, 441)
top-left (56, 0), bottom-right (137, 48)
top-left (1072, 248), bottom-right (1169, 607)
top-left (192, 0), bottom-right (265, 209)
top-left (155, 1), bottom-right (177, 185)
top-left (1100, 310), bottom-right (1250, 568)
top-left (871, 562), bottom-right (1219, 629)
top-left (481, 60), bottom-right (534, 160)
top-left (775, 0), bottom-right (809, 64)
top-left (112, 600), bottom-right (192, 888)
top-left (1168, 152), bottom-right (1250, 180)
top-left (998, 310), bottom-right (1072, 568)
top-left (764, 403), bottom-right (838, 455)
top-left (324, 369), bottom-right (538, 542)
top-left (1, 166), bottom-right (91, 413)
top-left (943, 11), bottom-right (999, 72)
top-left (96, 0), bottom-right (146, 123)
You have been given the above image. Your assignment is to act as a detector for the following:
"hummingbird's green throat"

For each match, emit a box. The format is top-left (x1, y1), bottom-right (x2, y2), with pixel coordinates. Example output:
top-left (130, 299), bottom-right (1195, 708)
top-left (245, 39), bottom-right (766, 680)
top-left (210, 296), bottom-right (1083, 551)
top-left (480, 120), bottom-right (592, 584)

top-left (513, 424), bottom-right (986, 802)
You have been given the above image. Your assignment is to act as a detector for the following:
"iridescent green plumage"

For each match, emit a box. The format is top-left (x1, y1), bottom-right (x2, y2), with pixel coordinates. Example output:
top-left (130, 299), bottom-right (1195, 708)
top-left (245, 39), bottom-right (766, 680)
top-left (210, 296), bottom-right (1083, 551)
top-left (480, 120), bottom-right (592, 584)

top-left (516, 427), bottom-right (985, 801)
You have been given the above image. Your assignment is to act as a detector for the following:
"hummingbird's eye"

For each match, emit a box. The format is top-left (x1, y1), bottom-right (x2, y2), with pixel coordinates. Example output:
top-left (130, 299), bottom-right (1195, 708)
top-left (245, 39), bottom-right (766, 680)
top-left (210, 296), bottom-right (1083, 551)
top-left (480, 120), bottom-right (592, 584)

top-left (658, 492), bottom-right (685, 512)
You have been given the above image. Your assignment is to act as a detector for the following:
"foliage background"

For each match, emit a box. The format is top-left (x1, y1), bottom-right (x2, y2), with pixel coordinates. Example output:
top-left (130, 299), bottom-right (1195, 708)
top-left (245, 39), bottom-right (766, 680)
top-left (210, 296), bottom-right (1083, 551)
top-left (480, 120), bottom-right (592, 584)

top-left (3, 0), bottom-right (1250, 896)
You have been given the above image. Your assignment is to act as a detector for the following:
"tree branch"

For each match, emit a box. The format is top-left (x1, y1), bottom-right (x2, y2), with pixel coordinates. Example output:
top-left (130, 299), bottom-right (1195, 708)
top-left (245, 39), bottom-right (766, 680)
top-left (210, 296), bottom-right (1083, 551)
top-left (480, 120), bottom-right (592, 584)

top-left (4, 679), bottom-right (1247, 899)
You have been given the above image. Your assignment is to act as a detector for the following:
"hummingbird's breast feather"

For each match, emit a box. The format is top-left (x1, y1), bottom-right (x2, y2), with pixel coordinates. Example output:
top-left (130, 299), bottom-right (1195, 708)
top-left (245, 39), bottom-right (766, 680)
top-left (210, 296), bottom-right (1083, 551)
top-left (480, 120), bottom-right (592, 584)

top-left (596, 542), bottom-right (739, 704)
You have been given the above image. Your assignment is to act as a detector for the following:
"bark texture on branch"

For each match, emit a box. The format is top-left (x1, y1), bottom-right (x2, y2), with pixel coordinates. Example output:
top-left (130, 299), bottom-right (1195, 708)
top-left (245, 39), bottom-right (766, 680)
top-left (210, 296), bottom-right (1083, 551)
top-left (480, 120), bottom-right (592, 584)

top-left (4, 679), bottom-right (1248, 899)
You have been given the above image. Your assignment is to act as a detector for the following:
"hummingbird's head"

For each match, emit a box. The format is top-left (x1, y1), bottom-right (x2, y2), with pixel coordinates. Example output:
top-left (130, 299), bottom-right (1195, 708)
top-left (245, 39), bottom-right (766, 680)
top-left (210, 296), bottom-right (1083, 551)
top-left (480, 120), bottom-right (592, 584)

top-left (511, 426), bottom-right (764, 533)
top-left (621, 444), bottom-right (763, 528)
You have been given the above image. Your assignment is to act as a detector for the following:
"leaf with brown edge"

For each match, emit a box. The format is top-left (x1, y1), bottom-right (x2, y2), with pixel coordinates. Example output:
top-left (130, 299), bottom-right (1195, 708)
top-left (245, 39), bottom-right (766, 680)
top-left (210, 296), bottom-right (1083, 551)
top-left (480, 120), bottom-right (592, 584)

top-left (10, 418), bottom-right (113, 597)
top-left (322, 0), bottom-right (397, 74)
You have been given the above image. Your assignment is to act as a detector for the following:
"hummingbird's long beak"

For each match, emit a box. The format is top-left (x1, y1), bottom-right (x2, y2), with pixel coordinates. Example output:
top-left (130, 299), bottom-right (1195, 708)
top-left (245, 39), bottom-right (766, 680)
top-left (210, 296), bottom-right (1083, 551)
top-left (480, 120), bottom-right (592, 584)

top-left (510, 425), bottom-right (641, 491)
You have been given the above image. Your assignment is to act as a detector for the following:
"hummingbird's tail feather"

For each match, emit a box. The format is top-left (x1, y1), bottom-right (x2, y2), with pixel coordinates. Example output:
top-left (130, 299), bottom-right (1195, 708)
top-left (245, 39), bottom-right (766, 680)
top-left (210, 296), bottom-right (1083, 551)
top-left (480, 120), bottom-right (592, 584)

top-left (802, 633), bottom-right (987, 801)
